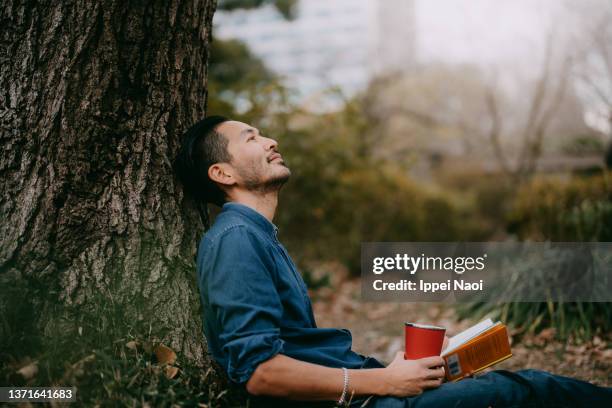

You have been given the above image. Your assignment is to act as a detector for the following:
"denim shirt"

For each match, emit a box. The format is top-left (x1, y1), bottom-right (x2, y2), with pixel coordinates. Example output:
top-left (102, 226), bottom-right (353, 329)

top-left (196, 202), bottom-right (383, 384)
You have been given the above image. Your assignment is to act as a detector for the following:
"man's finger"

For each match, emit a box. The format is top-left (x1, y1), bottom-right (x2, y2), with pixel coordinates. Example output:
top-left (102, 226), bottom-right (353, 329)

top-left (422, 379), bottom-right (443, 389)
top-left (418, 356), bottom-right (445, 368)
top-left (442, 336), bottom-right (450, 350)
top-left (425, 366), bottom-right (445, 379)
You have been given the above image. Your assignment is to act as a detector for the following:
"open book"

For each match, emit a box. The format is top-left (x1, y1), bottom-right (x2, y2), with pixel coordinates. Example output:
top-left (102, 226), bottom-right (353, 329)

top-left (441, 318), bottom-right (512, 381)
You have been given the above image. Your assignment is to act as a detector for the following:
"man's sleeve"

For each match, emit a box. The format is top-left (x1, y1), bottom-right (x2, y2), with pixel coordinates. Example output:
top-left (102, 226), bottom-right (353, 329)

top-left (202, 225), bottom-right (285, 384)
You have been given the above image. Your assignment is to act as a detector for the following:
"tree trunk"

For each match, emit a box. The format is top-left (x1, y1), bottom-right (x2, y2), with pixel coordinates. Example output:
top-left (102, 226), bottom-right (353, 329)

top-left (1, 0), bottom-right (216, 366)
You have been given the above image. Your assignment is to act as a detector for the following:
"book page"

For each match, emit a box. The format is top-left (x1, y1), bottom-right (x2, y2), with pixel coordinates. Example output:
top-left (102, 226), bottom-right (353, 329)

top-left (442, 318), bottom-right (495, 355)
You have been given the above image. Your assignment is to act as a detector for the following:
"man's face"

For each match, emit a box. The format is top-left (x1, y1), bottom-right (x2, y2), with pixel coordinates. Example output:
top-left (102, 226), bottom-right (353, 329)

top-left (216, 120), bottom-right (291, 191)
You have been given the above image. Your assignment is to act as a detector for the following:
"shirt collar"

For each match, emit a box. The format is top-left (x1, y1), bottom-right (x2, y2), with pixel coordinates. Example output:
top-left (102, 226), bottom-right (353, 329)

top-left (222, 202), bottom-right (279, 238)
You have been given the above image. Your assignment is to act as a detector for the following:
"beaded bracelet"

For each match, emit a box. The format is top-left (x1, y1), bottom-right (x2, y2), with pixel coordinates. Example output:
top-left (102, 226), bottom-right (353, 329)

top-left (337, 367), bottom-right (349, 406)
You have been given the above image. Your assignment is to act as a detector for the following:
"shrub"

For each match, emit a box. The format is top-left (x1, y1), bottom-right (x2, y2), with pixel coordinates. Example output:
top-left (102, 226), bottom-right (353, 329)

top-left (508, 172), bottom-right (612, 241)
top-left (460, 172), bottom-right (612, 341)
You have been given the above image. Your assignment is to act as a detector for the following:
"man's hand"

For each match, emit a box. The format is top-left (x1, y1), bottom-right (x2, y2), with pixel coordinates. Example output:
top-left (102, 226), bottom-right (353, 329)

top-left (381, 352), bottom-right (445, 397)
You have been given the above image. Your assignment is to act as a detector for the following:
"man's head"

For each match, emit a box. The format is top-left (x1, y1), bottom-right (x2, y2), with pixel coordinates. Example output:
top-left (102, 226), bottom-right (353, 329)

top-left (175, 116), bottom-right (290, 206)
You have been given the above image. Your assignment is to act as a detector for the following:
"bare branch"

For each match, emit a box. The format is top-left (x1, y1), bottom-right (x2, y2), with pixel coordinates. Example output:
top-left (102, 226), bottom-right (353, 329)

top-left (576, 69), bottom-right (612, 107)
top-left (517, 30), bottom-right (555, 174)
top-left (485, 88), bottom-right (512, 178)
top-left (524, 56), bottom-right (573, 177)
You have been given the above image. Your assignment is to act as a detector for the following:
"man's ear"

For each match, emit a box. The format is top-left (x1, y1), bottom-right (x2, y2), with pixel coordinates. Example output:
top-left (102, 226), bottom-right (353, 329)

top-left (208, 163), bottom-right (236, 187)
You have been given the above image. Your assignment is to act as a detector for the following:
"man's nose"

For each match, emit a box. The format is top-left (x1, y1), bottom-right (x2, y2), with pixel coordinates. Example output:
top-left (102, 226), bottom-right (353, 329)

top-left (263, 136), bottom-right (278, 151)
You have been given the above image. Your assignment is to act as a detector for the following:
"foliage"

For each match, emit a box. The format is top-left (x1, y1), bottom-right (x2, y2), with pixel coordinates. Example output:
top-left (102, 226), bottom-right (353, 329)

top-left (507, 172), bottom-right (612, 241)
top-left (460, 172), bottom-right (612, 342)
top-left (461, 301), bottom-right (612, 342)
top-left (362, 65), bottom-right (492, 161)
top-left (433, 165), bottom-right (516, 236)
top-left (2, 336), bottom-right (243, 407)
top-left (209, 40), bottom-right (274, 91)
top-left (0, 273), bottom-right (242, 406)
top-left (302, 268), bottom-right (332, 292)
top-left (562, 134), bottom-right (606, 156)
top-left (218, 0), bottom-right (297, 20)
top-left (207, 38), bottom-right (279, 117)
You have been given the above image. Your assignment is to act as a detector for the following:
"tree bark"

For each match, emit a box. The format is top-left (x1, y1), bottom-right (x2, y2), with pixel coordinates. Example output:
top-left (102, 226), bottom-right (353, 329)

top-left (1, 0), bottom-right (216, 366)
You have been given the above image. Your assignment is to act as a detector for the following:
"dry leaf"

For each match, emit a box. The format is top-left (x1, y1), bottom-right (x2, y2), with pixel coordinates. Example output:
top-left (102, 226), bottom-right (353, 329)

top-left (538, 328), bottom-right (556, 341)
top-left (153, 344), bottom-right (176, 365)
top-left (126, 341), bottom-right (139, 350)
top-left (17, 362), bottom-right (38, 380)
top-left (600, 348), bottom-right (612, 360)
top-left (148, 365), bottom-right (161, 375)
top-left (164, 365), bottom-right (179, 379)
top-left (592, 336), bottom-right (603, 347)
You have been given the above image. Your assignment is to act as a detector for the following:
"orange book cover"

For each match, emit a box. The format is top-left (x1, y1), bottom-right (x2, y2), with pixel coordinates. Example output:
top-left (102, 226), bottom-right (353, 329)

top-left (442, 324), bottom-right (512, 382)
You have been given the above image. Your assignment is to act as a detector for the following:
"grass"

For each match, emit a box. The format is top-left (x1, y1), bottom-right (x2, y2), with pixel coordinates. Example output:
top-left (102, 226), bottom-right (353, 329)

top-left (0, 273), bottom-right (243, 407)
top-left (2, 333), bottom-right (243, 407)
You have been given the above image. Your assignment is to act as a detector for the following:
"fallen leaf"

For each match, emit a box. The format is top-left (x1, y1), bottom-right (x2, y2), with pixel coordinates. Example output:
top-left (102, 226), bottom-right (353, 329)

top-left (17, 362), bottom-right (38, 380)
top-left (154, 344), bottom-right (176, 365)
top-left (164, 365), bottom-right (179, 379)
top-left (148, 365), bottom-right (161, 375)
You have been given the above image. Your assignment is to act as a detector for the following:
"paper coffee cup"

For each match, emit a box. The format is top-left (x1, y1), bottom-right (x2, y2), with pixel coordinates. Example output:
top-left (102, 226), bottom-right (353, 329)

top-left (404, 322), bottom-right (446, 360)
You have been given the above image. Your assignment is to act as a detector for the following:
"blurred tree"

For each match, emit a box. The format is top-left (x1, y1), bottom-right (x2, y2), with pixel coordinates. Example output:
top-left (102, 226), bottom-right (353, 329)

top-left (207, 38), bottom-right (276, 116)
top-left (210, 39), bottom-right (274, 92)
top-left (362, 35), bottom-right (595, 185)
top-left (0, 0), bottom-right (216, 372)
top-left (485, 33), bottom-right (573, 184)
top-left (568, 0), bottom-right (612, 168)
top-left (209, 0), bottom-right (296, 117)
top-left (218, 0), bottom-right (297, 19)
top-left (362, 64), bottom-right (492, 164)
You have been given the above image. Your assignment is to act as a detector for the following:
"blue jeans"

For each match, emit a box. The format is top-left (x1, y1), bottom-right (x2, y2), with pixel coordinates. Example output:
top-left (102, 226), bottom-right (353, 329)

top-left (353, 369), bottom-right (612, 408)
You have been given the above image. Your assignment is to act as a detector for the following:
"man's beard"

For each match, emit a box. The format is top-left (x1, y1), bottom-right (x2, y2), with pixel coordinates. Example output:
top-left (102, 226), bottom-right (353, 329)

top-left (237, 161), bottom-right (291, 193)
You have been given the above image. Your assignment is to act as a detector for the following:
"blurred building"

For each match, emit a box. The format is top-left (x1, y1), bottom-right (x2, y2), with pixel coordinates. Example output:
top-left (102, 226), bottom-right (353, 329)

top-left (213, 0), bottom-right (416, 102)
top-left (373, 0), bottom-right (417, 75)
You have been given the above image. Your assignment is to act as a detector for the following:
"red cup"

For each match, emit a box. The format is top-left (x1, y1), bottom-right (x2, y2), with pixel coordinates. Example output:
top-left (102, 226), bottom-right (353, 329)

top-left (404, 322), bottom-right (446, 360)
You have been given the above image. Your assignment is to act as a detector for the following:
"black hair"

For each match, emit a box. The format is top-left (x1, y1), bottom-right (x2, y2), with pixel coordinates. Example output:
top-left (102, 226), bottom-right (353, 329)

top-left (174, 115), bottom-right (231, 227)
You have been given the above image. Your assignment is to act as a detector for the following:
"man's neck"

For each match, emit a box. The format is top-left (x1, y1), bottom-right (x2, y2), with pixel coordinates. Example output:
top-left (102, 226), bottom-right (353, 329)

top-left (228, 191), bottom-right (278, 223)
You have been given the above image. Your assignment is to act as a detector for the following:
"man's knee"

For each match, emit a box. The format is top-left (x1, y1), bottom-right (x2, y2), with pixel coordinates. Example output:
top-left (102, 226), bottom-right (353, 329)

top-left (510, 368), bottom-right (611, 406)
top-left (515, 368), bottom-right (550, 377)
top-left (514, 368), bottom-right (574, 388)
top-left (512, 368), bottom-right (552, 382)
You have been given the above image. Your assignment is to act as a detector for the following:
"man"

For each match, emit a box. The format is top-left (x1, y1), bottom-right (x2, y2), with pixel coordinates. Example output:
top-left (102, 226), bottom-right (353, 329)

top-left (175, 116), bottom-right (611, 407)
